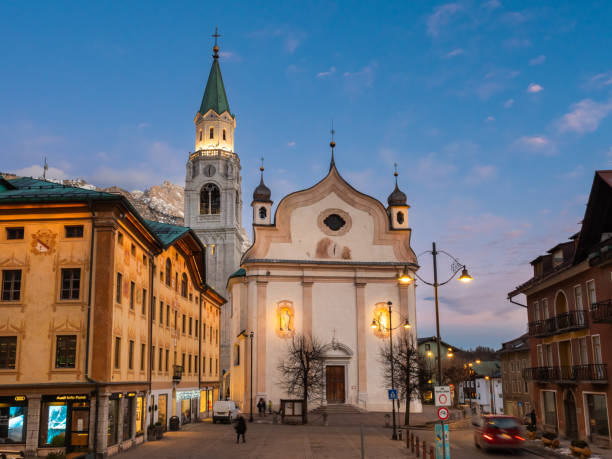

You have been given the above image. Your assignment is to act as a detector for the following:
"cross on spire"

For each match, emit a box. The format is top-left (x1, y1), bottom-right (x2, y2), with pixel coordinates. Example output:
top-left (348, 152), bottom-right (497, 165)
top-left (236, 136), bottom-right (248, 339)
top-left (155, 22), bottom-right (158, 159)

top-left (394, 162), bottom-right (398, 185)
top-left (329, 120), bottom-right (336, 170)
top-left (212, 27), bottom-right (221, 58)
top-left (260, 157), bottom-right (265, 180)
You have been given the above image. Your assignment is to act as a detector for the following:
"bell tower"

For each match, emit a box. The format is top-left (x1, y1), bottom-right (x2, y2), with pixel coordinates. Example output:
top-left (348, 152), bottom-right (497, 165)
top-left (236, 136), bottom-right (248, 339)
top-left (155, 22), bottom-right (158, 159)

top-left (184, 31), bottom-right (245, 385)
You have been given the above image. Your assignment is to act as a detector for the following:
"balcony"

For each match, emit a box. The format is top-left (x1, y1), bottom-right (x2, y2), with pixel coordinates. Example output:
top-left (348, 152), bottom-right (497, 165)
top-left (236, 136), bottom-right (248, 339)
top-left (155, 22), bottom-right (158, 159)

top-left (528, 310), bottom-right (588, 337)
top-left (523, 364), bottom-right (608, 384)
top-left (172, 365), bottom-right (184, 383)
top-left (591, 300), bottom-right (612, 323)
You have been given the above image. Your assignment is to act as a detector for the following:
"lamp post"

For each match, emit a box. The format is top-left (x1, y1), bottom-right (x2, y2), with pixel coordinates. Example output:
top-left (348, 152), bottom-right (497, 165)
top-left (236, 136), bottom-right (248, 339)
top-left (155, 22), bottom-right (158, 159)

top-left (371, 302), bottom-right (411, 440)
top-left (249, 331), bottom-right (254, 423)
top-left (408, 242), bottom-right (472, 385)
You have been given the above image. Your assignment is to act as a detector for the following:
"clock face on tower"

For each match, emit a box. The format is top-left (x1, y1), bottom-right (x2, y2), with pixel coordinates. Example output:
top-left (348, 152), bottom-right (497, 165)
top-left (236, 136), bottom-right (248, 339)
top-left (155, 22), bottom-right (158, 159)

top-left (203, 165), bottom-right (216, 177)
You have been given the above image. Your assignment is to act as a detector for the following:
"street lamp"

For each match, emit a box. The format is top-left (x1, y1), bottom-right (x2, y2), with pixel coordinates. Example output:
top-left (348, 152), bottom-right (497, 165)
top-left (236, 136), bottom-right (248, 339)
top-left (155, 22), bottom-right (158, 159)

top-left (409, 242), bottom-right (472, 386)
top-left (249, 331), bottom-right (254, 423)
top-left (371, 301), bottom-right (412, 441)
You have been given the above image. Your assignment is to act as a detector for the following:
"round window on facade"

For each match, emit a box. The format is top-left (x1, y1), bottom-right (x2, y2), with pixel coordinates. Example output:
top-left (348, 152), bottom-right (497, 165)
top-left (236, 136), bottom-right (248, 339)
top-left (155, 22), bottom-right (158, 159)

top-left (323, 214), bottom-right (346, 231)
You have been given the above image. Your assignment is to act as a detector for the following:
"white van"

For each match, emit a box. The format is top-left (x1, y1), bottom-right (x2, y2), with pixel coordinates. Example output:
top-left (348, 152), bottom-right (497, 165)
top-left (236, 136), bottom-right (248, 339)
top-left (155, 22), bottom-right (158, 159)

top-left (212, 400), bottom-right (239, 423)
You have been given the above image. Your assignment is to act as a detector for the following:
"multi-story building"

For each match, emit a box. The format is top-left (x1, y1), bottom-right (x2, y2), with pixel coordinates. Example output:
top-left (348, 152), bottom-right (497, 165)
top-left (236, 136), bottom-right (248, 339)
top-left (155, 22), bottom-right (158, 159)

top-left (0, 177), bottom-right (223, 457)
top-left (508, 170), bottom-right (612, 446)
top-left (499, 333), bottom-right (532, 418)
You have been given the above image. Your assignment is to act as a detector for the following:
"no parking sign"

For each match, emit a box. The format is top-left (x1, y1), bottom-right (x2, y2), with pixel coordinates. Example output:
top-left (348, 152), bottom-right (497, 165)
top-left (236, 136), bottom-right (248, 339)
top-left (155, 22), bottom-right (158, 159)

top-left (434, 386), bottom-right (451, 407)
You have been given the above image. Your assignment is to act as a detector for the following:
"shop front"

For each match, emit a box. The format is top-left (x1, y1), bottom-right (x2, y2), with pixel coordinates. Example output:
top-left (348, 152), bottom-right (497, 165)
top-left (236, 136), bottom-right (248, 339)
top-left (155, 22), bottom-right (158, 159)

top-left (177, 390), bottom-right (200, 424)
top-left (0, 395), bottom-right (27, 446)
top-left (39, 394), bottom-right (90, 453)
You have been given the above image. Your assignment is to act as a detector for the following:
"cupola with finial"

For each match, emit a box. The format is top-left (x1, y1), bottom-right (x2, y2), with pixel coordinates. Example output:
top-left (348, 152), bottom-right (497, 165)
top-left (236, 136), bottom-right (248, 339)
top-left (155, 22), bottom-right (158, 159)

top-left (252, 158), bottom-right (273, 225)
top-left (387, 164), bottom-right (410, 229)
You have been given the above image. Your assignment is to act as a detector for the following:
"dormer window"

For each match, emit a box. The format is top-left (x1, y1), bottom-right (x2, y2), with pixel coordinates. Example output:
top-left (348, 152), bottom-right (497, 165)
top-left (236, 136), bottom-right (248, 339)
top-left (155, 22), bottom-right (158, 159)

top-left (223, 129), bottom-right (226, 141)
top-left (552, 249), bottom-right (563, 267)
top-left (209, 127), bottom-right (214, 139)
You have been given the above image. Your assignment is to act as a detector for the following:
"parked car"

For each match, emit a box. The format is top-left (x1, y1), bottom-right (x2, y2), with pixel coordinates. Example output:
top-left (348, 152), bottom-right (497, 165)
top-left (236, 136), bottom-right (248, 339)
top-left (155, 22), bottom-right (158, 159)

top-left (212, 400), bottom-right (239, 424)
top-left (473, 415), bottom-right (525, 452)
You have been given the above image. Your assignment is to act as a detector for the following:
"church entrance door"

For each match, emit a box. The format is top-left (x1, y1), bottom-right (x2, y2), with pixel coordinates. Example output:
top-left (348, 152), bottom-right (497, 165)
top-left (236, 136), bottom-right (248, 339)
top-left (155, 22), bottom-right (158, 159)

top-left (326, 365), bottom-right (345, 403)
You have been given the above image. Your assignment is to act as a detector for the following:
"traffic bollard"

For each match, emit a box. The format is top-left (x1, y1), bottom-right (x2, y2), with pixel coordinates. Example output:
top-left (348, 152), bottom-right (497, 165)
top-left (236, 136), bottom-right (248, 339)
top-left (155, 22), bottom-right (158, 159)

top-left (429, 445), bottom-right (434, 459)
top-left (415, 436), bottom-right (420, 457)
top-left (422, 440), bottom-right (426, 458)
top-left (410, 432), bottom-right (414, 451)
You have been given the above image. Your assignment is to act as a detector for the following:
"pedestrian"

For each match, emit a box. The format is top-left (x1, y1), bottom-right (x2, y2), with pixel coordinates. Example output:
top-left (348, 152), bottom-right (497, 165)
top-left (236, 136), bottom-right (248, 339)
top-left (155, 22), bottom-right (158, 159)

top-left (257, 398), bottom-right (265, 417)
top-left (268, 399), bottom-right (273, 415)
top-left (235, 414), bottom-right (247, 444)
top-left (530, 409), bottom-right (536, 427)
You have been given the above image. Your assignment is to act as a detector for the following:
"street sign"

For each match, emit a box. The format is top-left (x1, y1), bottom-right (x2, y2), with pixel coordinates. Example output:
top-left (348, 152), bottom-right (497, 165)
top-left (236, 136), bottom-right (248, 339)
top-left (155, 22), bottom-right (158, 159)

top-left (435, 422), bottom-right (450, 459)
top-left (388, 389), bottom-right (398, 400)
top-left (434, 386), bottom-right (451, 407)
top-left (437, 407), bottom-right (450, 421)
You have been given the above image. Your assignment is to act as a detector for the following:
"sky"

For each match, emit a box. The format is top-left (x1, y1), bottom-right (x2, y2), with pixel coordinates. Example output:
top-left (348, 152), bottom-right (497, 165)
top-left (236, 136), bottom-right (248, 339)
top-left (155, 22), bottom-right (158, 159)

top-left (2, 1), bottom-right (612, 350)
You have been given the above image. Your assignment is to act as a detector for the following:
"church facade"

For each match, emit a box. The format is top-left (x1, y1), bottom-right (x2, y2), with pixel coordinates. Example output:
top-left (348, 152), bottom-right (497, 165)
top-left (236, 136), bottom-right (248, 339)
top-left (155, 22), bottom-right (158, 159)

top-left (228, 154), bottom-right (422, 412)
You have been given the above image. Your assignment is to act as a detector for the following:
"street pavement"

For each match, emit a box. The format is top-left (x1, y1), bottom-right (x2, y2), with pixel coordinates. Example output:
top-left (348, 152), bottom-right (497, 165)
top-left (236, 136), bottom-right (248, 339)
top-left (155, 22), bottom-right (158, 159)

top-left (115, 410), bottom-right (548, 459)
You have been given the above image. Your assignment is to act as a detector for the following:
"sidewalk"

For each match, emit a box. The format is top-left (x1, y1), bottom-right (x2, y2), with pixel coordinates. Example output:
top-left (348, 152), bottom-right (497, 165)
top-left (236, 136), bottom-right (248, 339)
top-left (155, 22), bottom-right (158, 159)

top-left (523, 437), bottom-right (611, 459)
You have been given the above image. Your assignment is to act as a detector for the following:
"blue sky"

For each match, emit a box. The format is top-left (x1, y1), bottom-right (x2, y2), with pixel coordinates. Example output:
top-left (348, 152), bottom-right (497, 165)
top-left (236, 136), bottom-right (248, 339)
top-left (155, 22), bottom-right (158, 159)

top-left (2, 1), bottom-right (612, 349)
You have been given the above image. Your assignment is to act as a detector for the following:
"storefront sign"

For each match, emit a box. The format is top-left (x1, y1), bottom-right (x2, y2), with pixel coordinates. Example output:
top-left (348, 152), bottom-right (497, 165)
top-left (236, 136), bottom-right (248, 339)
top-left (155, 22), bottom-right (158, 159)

top-left (126, 392), bottom-right (136, 398)
top-left (54, 394), bottom-right (88, 401)
top-left (109, 393), bottom-right (123, 400)
top-left (14, 395), bottom-right (26, 402)
top-left (177, 390), bottom-right (200, 400)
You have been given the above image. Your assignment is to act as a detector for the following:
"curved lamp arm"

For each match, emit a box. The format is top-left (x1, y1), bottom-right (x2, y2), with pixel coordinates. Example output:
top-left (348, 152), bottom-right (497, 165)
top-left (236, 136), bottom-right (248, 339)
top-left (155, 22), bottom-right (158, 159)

top-left (414, 249), bottom-right (468, 286)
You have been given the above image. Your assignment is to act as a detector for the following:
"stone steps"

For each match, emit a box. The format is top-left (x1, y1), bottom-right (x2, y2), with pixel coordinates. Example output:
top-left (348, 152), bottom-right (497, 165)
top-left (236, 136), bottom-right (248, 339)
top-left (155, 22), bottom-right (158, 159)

top-left (310, 404), bottom-right (365, 414)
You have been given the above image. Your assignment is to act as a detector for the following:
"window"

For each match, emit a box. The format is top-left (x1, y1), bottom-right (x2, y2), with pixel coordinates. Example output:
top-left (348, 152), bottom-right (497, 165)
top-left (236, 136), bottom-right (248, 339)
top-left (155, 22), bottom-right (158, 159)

top-left (117, 232), bottom-right (123, 245)
top-left (396, 211), bottom-right (405, 224)
top-left (6, 227), bottom-right (24, 240)
top-left (166, 305), bottom-right (170, 326)
top-left (203, 323), bottom-right (206, 340)
top-left (114, 337), bottom-right (121, 369)
top-left (592, 335), bottom-right (602, 364)
top-left (209, 357), bottom-right (212, 375)
top-left (188, 354), bottom-right (192, 373)
top-left (128, 340), bottom-right (134, 370)
top-left (200, 184), bottom-right (221, 215)
top-left (209, 127), bottom-right (214, 139)
top-left (182, 314), bottom-right (186, 333)
top-left (2, 270), bottom-right (21, 301)
top-left (131, 244), bottom-right (136, 256)
top-left (140, 343), bottom-right (145, 371)
top-left (165, 349), bottom-right (169, 372)
top-left (0, 336), bottom-right (17, 369)
top-left (585, 394), bottom-right (610, 437)
top-left (142, 254), bottom-right (147, 265)
top-left (116, 273), bottom-right (122, 304)
top-left (159, 301), bottom-right (164, 325)
top-left (142, 289), bottom-right (147, 315)
top-left (60, 268), bottom-right (80, 300)
top-left (151, 346), bottom-right (155, 370)
top-left (533, 301), bottom-right (540, 321)
top-left (216, 358), bottom-right (218, 374)
top-left (182, 353), bottom-right (186, 368)
top-left (542, 391), bottom-right (557, 427)
top-left (181, 273), bottom-right (188, 297)
top-left (536, 344), bottom-right (544, 366)
top-left (195, 320), bottom-right (199, 337)
top-left (579, 337), bottom-right (589, 365)
top-left (55, 335), bottom-right (77, 368)
top-left (574, 285), bottom-right (584, 310)
top-left (189, 317), bottom-right (192, 335)
top-left (129, 281), bottom-right (135, 309)
top-left (194, 356), bottom-right (198, 373)
top-left (0, 394), bottom-right (26, 443)
top-left (165, 259), bottom-right (172, 286)
top-left (542, 298), bottom-right (549, 319)
top-left (199, 129), bottom-right (202, 141)
top-left (174, 311), bottom-right (178, 330)
top-left (259, 207), bottom-right (267, 219)
top-left (159, 348), bottom-right (163, 372)
top-left (587, 280), bottom-right (597, 306)
top-left (223, 129), bottom-right (226, 141)
top-left (234, 344), bottom-right (240, 366)
top-left (545, 344), bottom-right (554, 366)
top-left (175, 272), bottom-right (178, 291)
top-left (152, 296), bottom-right (156, 321)
top-left (64, 225), bottom-right (84, 238)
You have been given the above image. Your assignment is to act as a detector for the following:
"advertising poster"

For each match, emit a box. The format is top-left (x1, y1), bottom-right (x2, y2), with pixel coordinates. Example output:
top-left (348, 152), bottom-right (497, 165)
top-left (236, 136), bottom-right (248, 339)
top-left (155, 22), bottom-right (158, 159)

top-left (47, 405), bottom-right (67, 444)
top-left (435, 422), bottom-right (450, 459)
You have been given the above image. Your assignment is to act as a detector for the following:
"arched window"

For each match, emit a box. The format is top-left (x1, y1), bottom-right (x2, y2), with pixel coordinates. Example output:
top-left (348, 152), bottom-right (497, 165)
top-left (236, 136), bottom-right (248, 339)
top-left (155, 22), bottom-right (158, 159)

top-left (200, 183), bottom-right (221, 215)
top-left (209, 127), bottom-right (214, 139)
top-left (165, 259), bottom-right (171, 286)
top-left (181, 273), bottom-right (188, 297)
top-left (199, 130), bottom-right (202, 142)
top-left (192, 162), bottom-right (198, 177)
top-left (259, 207), bottom-right (267, 219)
top-left (223, 129), bottom-right (226, 141)
top-left (396, 211), bottom-right (405, 224)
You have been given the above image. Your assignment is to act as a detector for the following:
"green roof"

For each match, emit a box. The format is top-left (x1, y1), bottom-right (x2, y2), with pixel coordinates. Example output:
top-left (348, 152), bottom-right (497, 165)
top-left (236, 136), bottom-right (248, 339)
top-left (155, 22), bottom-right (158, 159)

top-left (228, 268), bottom-right (246, 279)
top-left (145, 219), bottom-right (191, 248)
top-left (0, 177), bottom-right (121, 203)
top-left (199, 57), bottom-right (232, 116)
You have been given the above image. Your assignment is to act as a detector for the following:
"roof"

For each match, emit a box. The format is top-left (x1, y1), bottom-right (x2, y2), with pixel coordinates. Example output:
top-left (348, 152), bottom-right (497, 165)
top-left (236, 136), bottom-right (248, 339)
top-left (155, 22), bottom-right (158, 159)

top-left (199, 56), bottom-right (231, 117)
top-left (0, 177), bottom-right (119, 202)
top-left (228, 268), bottom-right (246, 280)
top-left (417, 336), bottom-right (461, 352)
top-left (499, 333), bottom-right (530, 353)
top-left (145, 219), bottom-right (191, 248)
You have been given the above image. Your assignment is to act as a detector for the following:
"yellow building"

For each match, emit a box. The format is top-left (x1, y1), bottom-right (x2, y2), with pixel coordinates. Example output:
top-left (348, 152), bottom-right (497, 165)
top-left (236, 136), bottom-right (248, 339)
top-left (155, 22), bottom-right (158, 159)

top-left (0, 177), bottom-right (223, 457)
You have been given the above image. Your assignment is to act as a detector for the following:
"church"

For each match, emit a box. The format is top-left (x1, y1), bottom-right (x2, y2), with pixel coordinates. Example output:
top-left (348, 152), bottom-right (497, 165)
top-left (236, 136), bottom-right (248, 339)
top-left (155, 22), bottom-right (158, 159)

top-left (185, 40), bottom-right (421, 413)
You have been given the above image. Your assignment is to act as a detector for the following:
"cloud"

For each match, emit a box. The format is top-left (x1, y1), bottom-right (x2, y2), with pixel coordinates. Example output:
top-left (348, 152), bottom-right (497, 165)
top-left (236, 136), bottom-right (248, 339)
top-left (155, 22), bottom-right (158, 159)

top-left (287, 141), bottom-right (296, 147)
top-left (316, 66), bottom-right (336, 78)
top-left (502, 11), bottom-right (529, 25)
top-left (417, 152), bottom-right (457, 182)
top-left (557, 165), bottom-right (584, 180)
top-left (137, 122), bottom-right (150, 129)
top-left (516, 135), bottom-right (555, 155)
top-left (249, 27), bottom-right (306, 54)
top-left (466, 165), bottom-right (498, 184)
top-left (557, 98), bottom-right (612, 134)
top-left (529, 55), bottom-right (546, 66)
top-left (527, 82), bottom-right (543, 93)
top-left (343, 64), bottom-right (376, 89)
top-left (13, 164), bottom-right (68, 181)
top-left (444, 48), bottom-right (465, 58)
top-left (219, 51), bottom-right (241, 62)
top-left (503, 37), bottom-right (531, 48)
top-left (484, 0), bottom-right (501, 9)
top-left (587, 71), bottom-right (612, 89)
top-left (485, 116), bottom-right (495, 122)
top-left (427, 3), bottom-right (462, 37)
top-left (502, 99), bottom-right (514, 109)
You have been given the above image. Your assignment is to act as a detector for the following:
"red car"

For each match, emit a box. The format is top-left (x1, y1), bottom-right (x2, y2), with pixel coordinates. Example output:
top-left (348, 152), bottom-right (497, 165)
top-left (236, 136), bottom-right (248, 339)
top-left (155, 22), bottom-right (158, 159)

top-left (473, 415), bottom-right (526, 452)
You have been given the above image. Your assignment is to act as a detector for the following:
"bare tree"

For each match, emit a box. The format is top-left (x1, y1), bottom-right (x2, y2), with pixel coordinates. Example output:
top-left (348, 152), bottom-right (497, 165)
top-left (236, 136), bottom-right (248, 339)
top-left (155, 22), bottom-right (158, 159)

top-left (380, 332), bottom-right (429, 426)
top-left (277, 334), bottom-right (325, 424)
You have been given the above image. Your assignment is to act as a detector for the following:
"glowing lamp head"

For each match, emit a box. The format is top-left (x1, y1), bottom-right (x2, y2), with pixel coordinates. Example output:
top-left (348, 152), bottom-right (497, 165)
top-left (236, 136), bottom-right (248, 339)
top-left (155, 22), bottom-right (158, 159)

top-left (371, 319), bottom-right (378, 329)
top-left (447, 352), bottom-right (454, 358)
top-left (475, 359), bottom-right (481, 364)
top-left (403, 319), bottom-right (411, 329)
top-left (398, 269), bottom-right (414, 284)
top-left (468, 362), bottom-right (473, 367)
top-left (426, 351), bottom-right (433, 357)
top-left (458, 266), bottom-right (473, 283)
top-left (485, 376), bottom-right (490, 380)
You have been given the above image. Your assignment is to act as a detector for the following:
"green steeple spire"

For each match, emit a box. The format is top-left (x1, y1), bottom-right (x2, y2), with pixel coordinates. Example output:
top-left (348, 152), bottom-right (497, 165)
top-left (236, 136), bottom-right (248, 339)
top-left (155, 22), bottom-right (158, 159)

top-left (198, 42), bottom-right (232, 117)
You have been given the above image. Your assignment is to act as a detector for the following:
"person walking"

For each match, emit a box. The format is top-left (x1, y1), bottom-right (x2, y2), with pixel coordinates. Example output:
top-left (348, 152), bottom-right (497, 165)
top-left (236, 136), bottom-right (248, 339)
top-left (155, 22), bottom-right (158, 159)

top-left (257, 398), bottom-right (265, 417)
top-left (529, 409), bottom-right (536, 427)
top-left (268, 399), bottom-right (273, 415)
top-left (235, 415), bottom-right (247, 444)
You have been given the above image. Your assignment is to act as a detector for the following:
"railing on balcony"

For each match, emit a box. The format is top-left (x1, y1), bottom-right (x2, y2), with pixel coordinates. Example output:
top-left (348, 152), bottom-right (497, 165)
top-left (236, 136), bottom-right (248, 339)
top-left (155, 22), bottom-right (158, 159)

top-left (172, 364), bottom-right (184, 382)
top-left (523, 364), bottom-right (608, 383)
top-left (591, 300), bottom-right (612, 323)
top-left (528, 310), bottom-right (588, 336)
